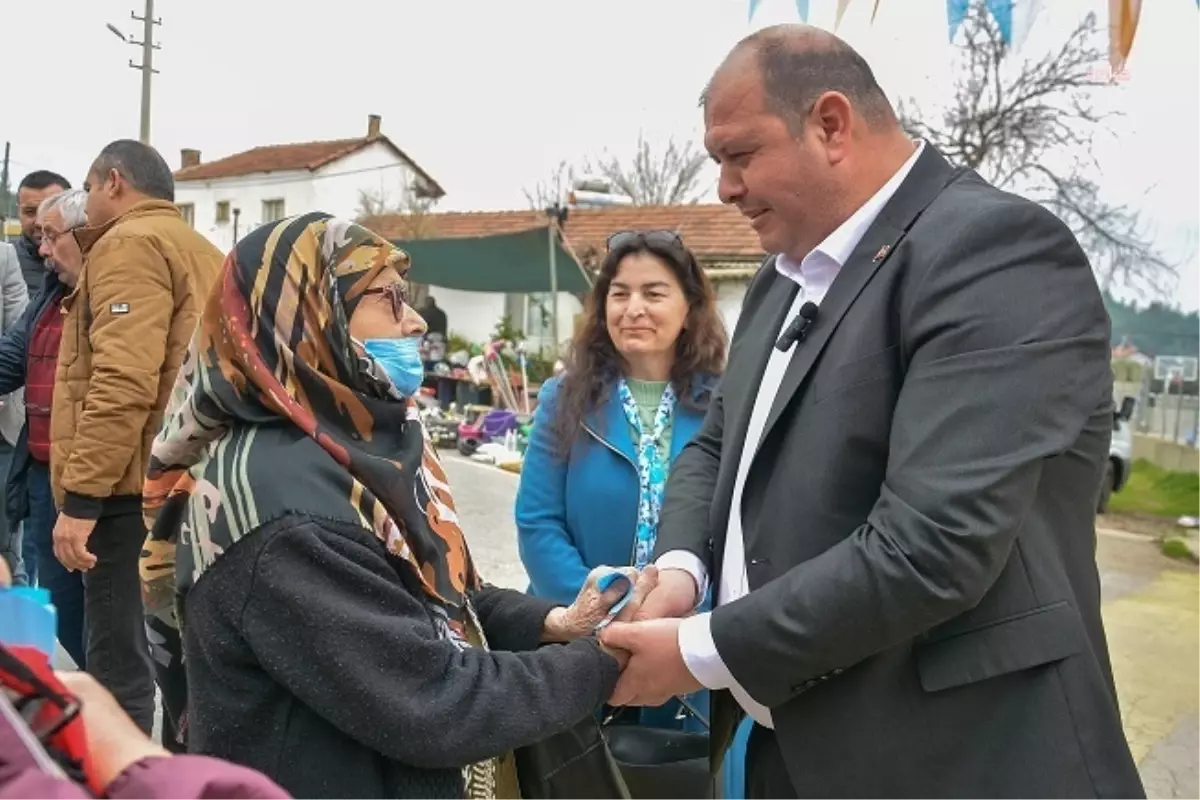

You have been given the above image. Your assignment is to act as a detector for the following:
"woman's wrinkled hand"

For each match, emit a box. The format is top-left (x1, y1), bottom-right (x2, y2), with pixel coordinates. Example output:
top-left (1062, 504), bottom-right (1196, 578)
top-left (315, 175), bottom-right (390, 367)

top-left (543, 565), bottom-right (660, 642)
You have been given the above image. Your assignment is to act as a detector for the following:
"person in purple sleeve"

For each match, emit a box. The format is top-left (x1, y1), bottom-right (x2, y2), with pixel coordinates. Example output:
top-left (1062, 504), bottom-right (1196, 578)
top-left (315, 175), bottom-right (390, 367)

top-left (0, 558), bottom-right (289, 800)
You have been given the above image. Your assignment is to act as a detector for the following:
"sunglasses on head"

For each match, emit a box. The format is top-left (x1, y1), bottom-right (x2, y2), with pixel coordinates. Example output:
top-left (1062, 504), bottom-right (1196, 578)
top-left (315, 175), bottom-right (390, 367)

top-left (606, 230), bottom-right (684, 252)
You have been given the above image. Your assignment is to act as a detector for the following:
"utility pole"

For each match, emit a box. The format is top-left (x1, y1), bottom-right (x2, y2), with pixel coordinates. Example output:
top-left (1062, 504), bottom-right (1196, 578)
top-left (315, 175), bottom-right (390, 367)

top-left (544, 203), bottom-right (569, 356)
top-left (107, 0), bottom-right (161, 144)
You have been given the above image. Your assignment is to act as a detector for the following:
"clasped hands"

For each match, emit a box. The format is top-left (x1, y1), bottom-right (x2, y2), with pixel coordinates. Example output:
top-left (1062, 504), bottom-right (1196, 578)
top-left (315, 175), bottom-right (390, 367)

top-left (544, 566), bottom-right (703, 708)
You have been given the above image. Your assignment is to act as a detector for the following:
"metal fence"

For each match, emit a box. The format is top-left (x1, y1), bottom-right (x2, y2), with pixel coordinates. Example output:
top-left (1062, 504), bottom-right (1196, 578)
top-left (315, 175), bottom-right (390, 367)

top-left (1114, 380), bottom-right (1199, 447)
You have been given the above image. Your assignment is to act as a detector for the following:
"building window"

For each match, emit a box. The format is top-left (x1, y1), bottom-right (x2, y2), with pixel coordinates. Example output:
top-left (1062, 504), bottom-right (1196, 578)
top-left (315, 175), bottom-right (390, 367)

top-left (178, 203), bottom-right (194, 227)
top-left (215, 201), bottom-right (231, 224)
top-left (262, 198), bottom-right (285, 223)
top-left (524, 293), bottom-right (554, 346)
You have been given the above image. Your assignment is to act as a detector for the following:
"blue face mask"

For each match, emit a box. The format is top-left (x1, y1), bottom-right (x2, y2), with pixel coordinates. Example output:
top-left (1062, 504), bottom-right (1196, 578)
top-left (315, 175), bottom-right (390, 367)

top-left (361, 337), bottom-right (424, 398)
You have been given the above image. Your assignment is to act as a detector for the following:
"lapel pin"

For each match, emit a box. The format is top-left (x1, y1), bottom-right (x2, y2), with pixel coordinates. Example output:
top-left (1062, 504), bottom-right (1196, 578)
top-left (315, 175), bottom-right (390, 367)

top-left (872, 244), bottom-right (891, 263)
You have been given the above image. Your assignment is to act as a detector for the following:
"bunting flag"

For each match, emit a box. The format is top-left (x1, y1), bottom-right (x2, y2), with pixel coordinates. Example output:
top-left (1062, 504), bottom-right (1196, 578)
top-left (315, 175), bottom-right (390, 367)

top-left (1108, 0), bottom-right (1143, 73)
top-left (947, 0), bottom-right (970, 40)
top-left (834, 0), bottom-right (853, 29)
top-left (985, 0), bottom-right (1014, 43)
top-left (755, 0), bottom-right (1192, 56)
top-left (1010, 0), bottom-right (1046, 52)
top-left (948, 0), bottom-right (1013, 44)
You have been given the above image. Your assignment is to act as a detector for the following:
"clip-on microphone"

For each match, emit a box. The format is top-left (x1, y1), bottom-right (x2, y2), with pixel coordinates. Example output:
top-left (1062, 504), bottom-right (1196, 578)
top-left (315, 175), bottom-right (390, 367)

top-left (775, 301), bottom-right (819, 352)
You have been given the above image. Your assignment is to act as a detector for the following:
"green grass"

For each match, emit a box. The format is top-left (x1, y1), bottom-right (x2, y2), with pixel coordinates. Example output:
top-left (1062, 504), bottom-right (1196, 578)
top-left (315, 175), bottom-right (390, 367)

top-left (1109, 459), bottom-right (1200, 519)
top-left (1161, 538), bottom-right (1196, 561)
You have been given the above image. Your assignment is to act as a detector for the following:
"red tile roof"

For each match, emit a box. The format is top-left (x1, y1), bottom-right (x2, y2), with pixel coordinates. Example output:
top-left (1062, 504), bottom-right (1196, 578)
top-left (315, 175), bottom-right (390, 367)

top-left (360, 204), bottom-right (765, 264)
top-left (174, 135), bottom-right (445, 198)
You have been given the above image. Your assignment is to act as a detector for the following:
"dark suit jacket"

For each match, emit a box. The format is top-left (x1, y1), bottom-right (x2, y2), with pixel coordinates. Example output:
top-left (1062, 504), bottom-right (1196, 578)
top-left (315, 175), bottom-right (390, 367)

top-left (656, 146), bottom-right (1143, 798)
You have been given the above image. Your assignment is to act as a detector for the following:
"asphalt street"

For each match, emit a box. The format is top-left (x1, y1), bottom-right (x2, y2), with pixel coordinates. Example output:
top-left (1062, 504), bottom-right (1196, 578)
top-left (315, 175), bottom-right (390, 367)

top-left (443, 452), bottom-right (526, 590)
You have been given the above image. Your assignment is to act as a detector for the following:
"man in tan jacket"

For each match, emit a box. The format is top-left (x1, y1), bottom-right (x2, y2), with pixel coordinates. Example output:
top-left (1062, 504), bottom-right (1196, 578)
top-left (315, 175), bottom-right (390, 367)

top-left (52, 140), bottom-right (223, 731)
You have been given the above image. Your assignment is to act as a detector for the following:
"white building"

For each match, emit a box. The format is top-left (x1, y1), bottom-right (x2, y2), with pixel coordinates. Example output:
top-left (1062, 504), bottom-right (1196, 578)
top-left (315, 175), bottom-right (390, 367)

top-left (173, 114), bottom-right (444, 254)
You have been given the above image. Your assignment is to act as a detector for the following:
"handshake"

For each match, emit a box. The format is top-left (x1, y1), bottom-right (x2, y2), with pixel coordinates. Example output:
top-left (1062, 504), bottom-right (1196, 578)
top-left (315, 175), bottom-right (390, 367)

top-left (544, 566), bottom-right (704, 708)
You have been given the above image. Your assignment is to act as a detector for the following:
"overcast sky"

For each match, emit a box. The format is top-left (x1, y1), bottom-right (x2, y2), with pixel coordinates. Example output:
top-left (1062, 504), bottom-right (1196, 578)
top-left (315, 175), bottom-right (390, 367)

top-left (5, 0), bottom-right (1196, 309)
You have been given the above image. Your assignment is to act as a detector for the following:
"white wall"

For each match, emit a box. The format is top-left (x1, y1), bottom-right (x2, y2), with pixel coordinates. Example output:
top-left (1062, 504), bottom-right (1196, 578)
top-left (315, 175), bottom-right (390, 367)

top-left (312, 141), bottom-right (419, 220)
top-left (433, 288), bottom-right (507, 345)
top-left (176, 170), bottom-right (315, 255)
top-left (175, 141), bottom-right (420, 256)
top-left (715, 280), bottom-right (747, 335)
top-left (431, 289), bottom-right (582, 352)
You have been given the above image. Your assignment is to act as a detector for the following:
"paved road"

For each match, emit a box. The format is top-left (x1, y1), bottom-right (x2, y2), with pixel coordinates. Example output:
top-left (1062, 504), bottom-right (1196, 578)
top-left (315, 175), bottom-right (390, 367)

top-left (447, 452), bottom-right (1199, 797)
top-left (445, 452), bottom-right (526, 590)
top-left (1098, 532), bottom-right (1200, 798)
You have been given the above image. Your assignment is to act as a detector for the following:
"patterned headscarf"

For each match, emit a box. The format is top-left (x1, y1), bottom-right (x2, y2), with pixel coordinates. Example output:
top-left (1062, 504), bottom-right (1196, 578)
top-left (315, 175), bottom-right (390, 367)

top-left (142, 213), bottom-right (481, 643)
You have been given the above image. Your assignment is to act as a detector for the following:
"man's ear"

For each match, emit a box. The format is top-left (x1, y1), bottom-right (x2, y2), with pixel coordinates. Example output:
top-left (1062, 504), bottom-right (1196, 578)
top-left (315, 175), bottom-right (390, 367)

top-left (106, 169), bottom-right (123, 198)
top-left (812, 91), bottom-right (854, 163)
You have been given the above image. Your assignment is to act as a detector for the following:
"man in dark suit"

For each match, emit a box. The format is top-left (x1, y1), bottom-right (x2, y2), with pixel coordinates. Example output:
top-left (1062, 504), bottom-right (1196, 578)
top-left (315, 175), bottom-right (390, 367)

top-left (600, 25), bottom-right (1143, 798)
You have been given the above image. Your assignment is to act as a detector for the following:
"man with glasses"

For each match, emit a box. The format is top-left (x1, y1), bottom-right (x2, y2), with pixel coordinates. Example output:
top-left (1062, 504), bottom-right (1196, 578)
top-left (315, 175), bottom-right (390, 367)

top-left (1, 171), bottom-right (69, 587)
top-left (0, 189), bottom-right (88, 668)
top-left (50, 140), bottom-right (221, 731)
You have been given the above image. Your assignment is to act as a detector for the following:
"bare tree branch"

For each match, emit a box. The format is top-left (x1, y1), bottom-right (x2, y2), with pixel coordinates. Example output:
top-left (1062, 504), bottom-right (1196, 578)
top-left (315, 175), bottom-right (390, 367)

top-left (522, 160), bottom-right (578, 210)
top-left (583, 134), bottom-right (710, 206)
top-left (898, 0), bottom-right (1178, 301)
top-left (356, 187), bottom-right (437, 239)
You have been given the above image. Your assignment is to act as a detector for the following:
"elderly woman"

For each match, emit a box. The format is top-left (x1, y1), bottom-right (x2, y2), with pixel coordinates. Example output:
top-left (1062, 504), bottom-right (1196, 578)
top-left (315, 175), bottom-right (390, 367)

top-left (0, 189), bottom-right (88, 668)
top-left (141, 214), bottom-right (648, 799)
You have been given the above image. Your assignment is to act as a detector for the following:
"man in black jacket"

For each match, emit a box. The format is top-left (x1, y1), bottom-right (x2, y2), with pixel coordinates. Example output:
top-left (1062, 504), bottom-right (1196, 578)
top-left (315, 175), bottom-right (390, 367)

top-left (13, 171), bottom-right (71, 297)
top-left (601, 26), bottom-right (1142, 798)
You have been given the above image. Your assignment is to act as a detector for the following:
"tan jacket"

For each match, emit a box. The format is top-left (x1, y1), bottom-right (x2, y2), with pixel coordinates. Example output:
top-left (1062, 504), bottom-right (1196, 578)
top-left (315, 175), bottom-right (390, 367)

top-left (52, 200), bottom-right (223, 518)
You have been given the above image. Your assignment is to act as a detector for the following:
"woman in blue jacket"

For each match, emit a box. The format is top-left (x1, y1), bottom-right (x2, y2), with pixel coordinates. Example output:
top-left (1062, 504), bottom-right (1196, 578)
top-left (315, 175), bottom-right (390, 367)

top-left (516, 230), bottom-right (727, 740)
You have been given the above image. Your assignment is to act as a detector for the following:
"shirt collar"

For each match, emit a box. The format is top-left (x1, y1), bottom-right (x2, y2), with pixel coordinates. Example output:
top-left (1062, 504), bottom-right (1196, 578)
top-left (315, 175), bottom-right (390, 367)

top-left (777, 140), bottom-right (925, 285)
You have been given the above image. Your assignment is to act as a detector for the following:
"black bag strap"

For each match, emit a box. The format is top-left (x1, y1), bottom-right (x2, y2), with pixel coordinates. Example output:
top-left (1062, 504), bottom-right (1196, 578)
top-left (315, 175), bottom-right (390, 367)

top-left (673, 694), bottom-right (710, 731)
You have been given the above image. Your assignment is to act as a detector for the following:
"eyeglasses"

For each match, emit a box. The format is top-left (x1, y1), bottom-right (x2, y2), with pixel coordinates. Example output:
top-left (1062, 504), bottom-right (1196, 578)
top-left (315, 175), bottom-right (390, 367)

top-left (40, 227), bottom-right (78, 246)
top-left (606, 230), bottom-right (685, 252)
top-left (361, 281), bottom-right (411, 322)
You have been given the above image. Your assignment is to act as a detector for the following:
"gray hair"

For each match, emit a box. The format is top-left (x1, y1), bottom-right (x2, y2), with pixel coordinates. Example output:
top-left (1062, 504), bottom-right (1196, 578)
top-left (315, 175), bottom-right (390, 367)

top-left (38, 189), bottom-right (89, 230)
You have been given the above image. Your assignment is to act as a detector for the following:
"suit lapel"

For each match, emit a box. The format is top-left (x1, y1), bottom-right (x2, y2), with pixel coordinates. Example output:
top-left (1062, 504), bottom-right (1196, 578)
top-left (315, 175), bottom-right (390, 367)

top-left (756, 146), bottom-right (960, 452)
top-left (729, 273), bottom-right (797, 446)
top-left (714, 272), bottom-right (798, 529)
top-left (757, 222), bottom-right (907, 450)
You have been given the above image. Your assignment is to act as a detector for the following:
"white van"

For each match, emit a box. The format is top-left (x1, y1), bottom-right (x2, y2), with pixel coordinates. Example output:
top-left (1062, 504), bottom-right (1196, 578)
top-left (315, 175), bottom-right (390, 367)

top-left (1099, 396), bottom-right (1136, 513)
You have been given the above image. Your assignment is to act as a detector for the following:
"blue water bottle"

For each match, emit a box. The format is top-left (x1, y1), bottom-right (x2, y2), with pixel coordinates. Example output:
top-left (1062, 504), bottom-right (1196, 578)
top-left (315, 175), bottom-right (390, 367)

top-left (0, 586), bottom-right (59, 663)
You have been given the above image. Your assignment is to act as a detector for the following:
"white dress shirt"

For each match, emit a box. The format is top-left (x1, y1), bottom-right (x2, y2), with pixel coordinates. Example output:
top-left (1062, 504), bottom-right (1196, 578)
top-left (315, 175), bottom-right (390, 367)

top-left (657, 141), bottom-right (925, 728)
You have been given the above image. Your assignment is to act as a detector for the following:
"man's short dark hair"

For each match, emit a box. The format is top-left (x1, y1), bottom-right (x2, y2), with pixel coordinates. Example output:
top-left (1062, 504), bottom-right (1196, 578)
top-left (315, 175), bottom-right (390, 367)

top-left (757, 34), bottom-right (894, 130)
top-left (18, 170), bottom-right (71, 192)
top-left (92, 139), bottom-right (175, 202)
top-left (705, 29), bottom-right (896, 133)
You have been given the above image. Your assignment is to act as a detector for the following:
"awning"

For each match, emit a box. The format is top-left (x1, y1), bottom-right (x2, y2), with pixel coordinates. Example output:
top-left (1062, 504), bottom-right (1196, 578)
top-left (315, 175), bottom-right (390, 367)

top-left (394, 225), bottom-right (592, 293)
